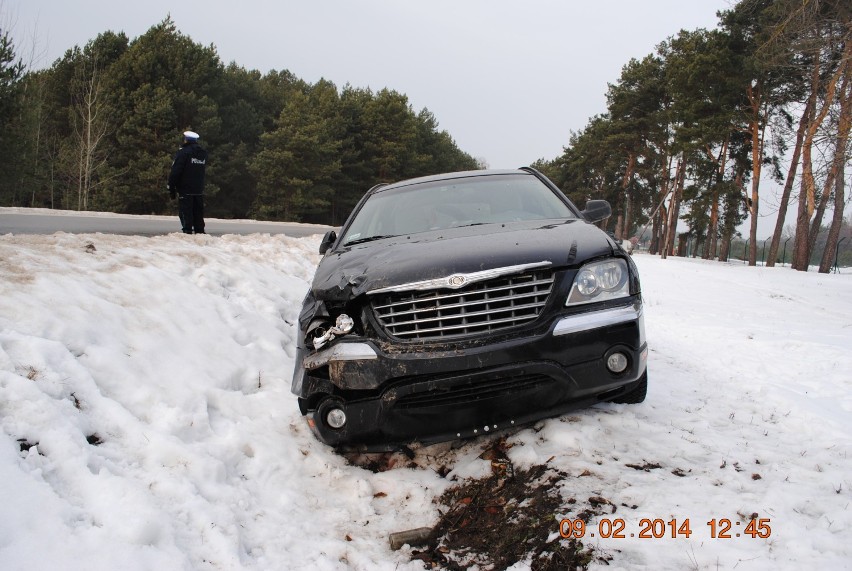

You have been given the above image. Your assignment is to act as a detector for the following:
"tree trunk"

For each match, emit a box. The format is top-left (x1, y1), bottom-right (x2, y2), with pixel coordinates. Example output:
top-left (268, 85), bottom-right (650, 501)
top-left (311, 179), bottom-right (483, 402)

top-left (722, 168), bottom-right (746, 263)
top-left (677, 233), bottom-right (689, 257)
top-left (767, 99), bottom-right (810, 267)
top-left (657, 205), bottom-right (667, 255)
top-left (652, 153), bottom-right (674, 256)
top-left (794, 40), bottom-right (847, 270)
top-left (719, 231), bottom-right (731, 262)
top-left (72, 55), bottom-right (109, 212)
top-left (819, 161), bottom-right (847, 273)
top-left (649, 214), bottom-right (659, 255)
top-left (702, 137), bottom-right (728, 260)
top-left (637, 182), bottom-right (672, 254)
top-left (616, 152), bottom-right (636, 240)
top-left (809, 65), bottom-right (851, 261)
top-left (706, 193), bottom-right (720, 259)
top-left (792, 175), bottom-right (811, 270)
top-left (746, 82), bottom-right (765, 267)
top-left (27, 80), bottom-right (45, 208)
top-left (819, 63), bottom-right (852, 273)
top-left (662, 158), bottom-right (685, 260)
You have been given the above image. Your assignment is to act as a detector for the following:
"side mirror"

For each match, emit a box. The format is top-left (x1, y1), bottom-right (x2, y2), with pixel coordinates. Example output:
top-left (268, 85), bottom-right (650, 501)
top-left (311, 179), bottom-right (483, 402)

top-left (581, 200), bottom-right (612, 223)
top-left (319, 230), bottom-right (337, 254)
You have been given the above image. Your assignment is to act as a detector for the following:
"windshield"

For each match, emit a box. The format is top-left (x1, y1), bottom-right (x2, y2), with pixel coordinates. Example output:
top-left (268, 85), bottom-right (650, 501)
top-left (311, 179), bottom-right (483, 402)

top-left (342, 174), bottom-right (577, 245)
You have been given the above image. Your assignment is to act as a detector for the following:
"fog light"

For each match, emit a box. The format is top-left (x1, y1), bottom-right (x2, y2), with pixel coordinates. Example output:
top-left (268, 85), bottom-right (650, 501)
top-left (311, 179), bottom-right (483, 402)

top-left (606, 352), bottom-right (629, 374)
top-left (326, 408), bottom-right (347, 429)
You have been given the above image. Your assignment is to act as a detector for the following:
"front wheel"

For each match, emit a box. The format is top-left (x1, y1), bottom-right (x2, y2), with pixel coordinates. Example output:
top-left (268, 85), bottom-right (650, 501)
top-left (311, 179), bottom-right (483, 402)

top-left (611, 371), bottom-right (647, 404)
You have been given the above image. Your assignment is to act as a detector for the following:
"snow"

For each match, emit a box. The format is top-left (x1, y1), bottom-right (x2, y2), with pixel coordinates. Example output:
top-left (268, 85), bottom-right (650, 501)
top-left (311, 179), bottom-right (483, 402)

top-left (0, 229), bottom-right (850, 571)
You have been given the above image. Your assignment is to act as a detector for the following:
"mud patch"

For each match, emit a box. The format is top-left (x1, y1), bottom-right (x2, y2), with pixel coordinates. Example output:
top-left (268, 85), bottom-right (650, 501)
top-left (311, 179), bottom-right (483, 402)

top-left (409, 439), bottom-right (603, 570)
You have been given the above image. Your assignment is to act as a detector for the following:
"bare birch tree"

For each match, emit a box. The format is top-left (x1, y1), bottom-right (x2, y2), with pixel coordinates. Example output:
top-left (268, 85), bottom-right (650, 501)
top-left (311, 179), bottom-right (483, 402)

top-left (70, 53), bottom-right (110, 211)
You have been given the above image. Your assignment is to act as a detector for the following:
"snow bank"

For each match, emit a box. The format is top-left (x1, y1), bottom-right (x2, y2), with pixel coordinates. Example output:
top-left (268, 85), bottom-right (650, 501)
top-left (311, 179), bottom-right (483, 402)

top-left (0, 233), bottom-right (849, 570)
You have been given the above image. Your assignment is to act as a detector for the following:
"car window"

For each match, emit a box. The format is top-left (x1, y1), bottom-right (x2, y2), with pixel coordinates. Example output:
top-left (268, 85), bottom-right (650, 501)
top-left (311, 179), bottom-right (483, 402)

top-left (342, 174), bottom-right (576, 244)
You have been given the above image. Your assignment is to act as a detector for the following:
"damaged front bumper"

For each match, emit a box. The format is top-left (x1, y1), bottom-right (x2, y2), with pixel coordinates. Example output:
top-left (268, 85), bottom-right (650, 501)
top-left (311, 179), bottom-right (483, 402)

top-left (292, 300), bottom-right (647, 450)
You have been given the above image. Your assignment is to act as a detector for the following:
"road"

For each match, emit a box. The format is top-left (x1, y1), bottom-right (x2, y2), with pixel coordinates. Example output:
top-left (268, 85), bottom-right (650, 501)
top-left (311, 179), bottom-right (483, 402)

top-left (0, 209), bottom-right (331, 238)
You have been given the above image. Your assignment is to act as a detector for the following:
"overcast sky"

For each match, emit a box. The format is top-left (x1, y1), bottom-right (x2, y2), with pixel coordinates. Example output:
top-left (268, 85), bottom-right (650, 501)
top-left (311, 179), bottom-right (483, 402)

top-left (9, 0), bottom-right (732, 169)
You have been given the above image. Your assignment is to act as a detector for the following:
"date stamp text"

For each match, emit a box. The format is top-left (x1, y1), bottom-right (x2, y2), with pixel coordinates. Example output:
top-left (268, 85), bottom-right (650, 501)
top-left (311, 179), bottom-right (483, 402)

top-left (558, 518), bottom-right (772, 540)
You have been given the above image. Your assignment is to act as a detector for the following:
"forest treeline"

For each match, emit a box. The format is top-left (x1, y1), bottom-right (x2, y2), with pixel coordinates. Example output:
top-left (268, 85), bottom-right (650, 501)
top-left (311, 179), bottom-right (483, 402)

top-left (0, 17), bottom-right (480, 226)
top-left (1, 1), bottom-right (850, 271)
top-left (532, 0), bottom-right (851, 272)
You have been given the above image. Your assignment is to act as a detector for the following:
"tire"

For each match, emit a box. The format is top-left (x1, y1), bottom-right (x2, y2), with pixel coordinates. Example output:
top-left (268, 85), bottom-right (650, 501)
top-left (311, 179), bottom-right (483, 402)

top-left (611, 371), bottom-right (647, 404)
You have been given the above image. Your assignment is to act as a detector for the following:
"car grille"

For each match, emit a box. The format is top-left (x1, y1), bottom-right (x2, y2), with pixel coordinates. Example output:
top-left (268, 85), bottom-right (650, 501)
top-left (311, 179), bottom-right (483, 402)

top-left (394, 372), bottom-right (555, 409)
top-left (371, 269), bottom-right (554, 340)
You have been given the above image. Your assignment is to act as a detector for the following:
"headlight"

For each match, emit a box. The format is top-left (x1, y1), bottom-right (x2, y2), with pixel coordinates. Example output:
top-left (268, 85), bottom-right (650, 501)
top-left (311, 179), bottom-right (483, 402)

top-left (312, 313), bottom-right (355, 350)
top-left (566, 259), bottom-right (630, 306)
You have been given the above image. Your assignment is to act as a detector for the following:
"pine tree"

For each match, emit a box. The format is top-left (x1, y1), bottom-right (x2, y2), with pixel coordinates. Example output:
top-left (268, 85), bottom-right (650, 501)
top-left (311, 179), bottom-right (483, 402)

top-left (0, 25), bottom-right (25, 205)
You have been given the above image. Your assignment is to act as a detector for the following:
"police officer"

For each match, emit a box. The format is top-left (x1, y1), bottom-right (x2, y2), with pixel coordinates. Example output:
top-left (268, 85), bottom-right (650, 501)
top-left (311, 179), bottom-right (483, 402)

top-left (168, 130), bottom-right (208, 234)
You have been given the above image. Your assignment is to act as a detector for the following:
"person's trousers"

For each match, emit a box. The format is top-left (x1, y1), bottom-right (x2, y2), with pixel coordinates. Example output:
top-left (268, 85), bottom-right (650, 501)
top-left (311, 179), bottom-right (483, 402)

top-left (178, 194), bottom-right (205, 234)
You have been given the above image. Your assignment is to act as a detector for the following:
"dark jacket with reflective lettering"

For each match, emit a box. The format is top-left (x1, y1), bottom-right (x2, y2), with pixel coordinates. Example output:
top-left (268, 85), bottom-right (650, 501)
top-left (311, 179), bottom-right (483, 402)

top-left (168, 141), bottom-right (208, 195)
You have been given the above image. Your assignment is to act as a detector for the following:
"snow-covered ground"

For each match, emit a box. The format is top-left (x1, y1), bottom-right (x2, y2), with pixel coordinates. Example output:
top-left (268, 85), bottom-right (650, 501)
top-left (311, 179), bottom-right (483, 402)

top-left (1, 230), bottom-right (850, 570)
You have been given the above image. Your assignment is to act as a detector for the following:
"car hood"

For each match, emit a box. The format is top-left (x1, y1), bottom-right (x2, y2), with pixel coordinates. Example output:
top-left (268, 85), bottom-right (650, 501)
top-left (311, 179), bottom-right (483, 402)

top-left (310, 219), bottom-right (615, 302)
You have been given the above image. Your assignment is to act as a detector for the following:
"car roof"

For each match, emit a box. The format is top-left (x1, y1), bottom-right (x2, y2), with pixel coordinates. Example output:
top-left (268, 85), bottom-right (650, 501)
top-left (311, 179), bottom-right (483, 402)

top-left (371, 168), bottom-right (533, 195)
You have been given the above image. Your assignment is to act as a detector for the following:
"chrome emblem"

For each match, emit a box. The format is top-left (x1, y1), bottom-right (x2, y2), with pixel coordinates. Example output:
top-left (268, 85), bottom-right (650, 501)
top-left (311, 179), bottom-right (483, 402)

top-left (368, 261), bottom-right (552, 295)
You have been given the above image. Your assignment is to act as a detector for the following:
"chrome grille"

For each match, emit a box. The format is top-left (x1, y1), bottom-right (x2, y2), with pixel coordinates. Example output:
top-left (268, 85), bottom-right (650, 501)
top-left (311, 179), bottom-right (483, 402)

top-left (371, 269), bottom-right (554, 340)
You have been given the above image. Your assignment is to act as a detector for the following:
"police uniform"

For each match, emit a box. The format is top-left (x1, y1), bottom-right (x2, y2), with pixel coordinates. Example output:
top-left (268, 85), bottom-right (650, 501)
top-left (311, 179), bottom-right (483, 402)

top-left (168, 131), bottom-right (208, 234)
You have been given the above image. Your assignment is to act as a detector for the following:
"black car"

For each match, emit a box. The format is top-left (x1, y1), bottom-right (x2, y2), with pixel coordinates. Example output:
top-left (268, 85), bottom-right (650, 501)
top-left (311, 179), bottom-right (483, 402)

top-left (292, 167), bottom-right (647, 450)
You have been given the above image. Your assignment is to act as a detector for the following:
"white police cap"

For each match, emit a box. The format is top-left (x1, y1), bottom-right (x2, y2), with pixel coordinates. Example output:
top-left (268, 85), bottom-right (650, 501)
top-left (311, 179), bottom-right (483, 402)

top-left (183, 130), bottom-right (200, 140)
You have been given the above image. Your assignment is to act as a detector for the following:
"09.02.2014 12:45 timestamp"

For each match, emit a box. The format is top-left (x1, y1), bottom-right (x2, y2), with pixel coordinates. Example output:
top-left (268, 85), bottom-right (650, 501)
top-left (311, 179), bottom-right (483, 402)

top-left (559, 517), bottom-right (772, 539)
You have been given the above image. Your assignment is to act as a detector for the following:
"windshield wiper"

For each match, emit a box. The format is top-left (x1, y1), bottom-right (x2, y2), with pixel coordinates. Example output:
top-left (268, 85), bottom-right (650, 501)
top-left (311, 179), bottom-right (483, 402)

top-left (343, 234), bottom-right (398, 247)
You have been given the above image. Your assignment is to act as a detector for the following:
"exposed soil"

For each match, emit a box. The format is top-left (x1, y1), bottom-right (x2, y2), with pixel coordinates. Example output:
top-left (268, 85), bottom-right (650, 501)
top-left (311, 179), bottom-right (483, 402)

top-left (346, 435), bottom-right (626, 570)
top-left (405, 438), bottom-right (611, 570)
